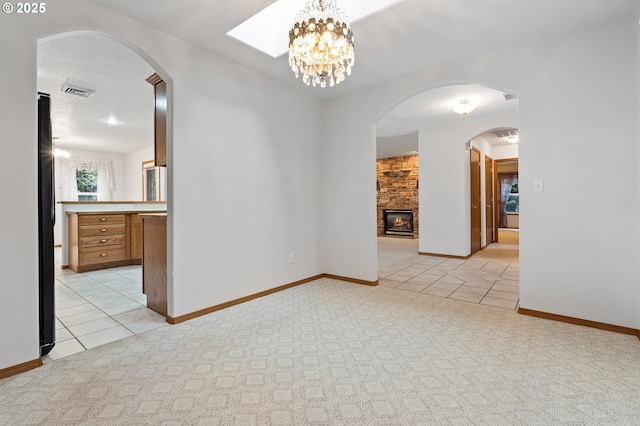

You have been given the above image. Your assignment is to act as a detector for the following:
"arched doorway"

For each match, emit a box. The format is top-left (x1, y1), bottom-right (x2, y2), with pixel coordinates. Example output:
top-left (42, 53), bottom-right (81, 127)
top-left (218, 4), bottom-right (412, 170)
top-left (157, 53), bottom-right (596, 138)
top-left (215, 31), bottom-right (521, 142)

top-left (374, 83), bottom-right (521, 309)
top-left (37, 31), bottom-right (172, 360)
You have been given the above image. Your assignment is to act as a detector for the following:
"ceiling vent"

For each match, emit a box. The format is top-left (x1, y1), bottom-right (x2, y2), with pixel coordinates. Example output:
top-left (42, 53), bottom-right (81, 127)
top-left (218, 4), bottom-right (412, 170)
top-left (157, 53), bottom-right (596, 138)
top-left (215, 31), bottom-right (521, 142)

top-left (492, 129), bottom-right (518, 138)
top-left (61, 84), bottom-right (95, 98)
top-left (503, 93), bottom-right (518, 101)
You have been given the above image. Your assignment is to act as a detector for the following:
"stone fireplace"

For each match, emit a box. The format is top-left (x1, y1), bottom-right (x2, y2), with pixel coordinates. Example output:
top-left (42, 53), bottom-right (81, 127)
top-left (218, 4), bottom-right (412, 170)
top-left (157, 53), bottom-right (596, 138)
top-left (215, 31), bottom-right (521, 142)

top-left (383, 210), bottom-right (414, 236)
top-left (377, 155), bottom-right (419, 237)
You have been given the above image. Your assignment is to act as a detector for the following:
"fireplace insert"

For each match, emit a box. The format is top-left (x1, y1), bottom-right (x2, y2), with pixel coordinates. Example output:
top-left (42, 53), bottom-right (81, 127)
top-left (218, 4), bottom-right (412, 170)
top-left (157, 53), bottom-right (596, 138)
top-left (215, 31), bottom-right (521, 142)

top-left (383, 210), bottom-right (414, 236)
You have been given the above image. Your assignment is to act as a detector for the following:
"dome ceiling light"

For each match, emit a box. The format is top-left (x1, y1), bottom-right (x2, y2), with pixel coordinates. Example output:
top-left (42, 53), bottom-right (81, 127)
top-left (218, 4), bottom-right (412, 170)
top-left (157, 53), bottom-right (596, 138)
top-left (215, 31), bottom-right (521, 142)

top-left (453, 99), bottom-right (476, 115)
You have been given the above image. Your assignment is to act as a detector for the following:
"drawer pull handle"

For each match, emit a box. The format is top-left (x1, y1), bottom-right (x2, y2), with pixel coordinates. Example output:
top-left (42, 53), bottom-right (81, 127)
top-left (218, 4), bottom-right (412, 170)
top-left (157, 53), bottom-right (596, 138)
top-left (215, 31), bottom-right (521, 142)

top-left (100, 253), bottom-right (108, 257)
top-left (100, 239), bottom-right (107, 243)
top-left (100, 217), bottom-right (107, 221)
top-left (100, 228), bottom-right (107, 232)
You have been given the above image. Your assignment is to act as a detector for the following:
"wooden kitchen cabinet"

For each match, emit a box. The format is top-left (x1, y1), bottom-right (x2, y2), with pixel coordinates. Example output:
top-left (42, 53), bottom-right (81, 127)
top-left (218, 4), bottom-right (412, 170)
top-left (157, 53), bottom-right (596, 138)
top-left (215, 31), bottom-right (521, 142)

top-left (145, 73), bottom-right (167, 167)
top-left (141, 213), bottom-right (167, 316)
top-left (67, 213), bottom-right (127, 272)
top-left (66, 211), bottom-right (160, 273)
top-left (130, 213), bottom-right (143, 261)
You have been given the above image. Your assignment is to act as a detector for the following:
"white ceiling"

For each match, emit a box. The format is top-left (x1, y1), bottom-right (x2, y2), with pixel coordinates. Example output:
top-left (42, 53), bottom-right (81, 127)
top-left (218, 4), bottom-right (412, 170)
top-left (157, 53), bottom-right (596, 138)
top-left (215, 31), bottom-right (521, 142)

top-left (87, 0), bottom-right (639, 99)
top-left (38, 0), bottom-right (639, 155)
top-left (377, 85), bottom-right (519, 137)
top-left (376, 84), bottom-right (518, 158)
top-left (38, 35), bottom-right (155, 154)
top-left (227, 0), bottom-right (406, 58)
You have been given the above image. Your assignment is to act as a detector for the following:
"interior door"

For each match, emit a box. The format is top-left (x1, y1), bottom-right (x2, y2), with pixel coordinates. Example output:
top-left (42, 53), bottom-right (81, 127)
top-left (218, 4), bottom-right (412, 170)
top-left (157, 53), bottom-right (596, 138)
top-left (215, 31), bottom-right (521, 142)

top-left (470, 148), bottom-right (482, 254)
top-left (485, 155), bottom-right (495, 244)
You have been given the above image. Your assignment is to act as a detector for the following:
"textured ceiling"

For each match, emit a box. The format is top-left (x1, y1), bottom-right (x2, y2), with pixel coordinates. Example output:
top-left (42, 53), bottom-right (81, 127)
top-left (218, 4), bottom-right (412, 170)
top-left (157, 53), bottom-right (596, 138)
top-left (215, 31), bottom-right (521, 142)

top-left (39, 0), bottom-right (639, 155)
top-left (37, 34), bottom-right (154, 154)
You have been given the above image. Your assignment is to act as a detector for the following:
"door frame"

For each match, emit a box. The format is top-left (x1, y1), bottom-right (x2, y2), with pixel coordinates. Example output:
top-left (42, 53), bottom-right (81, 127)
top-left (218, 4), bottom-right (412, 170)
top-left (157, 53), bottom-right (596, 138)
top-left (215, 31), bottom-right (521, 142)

top-left (494, 157), bottom-right (519, 240)
top-left (485, 155), bottom-right (495, 245)
top-left (470, 147), bottom-right (482, 255)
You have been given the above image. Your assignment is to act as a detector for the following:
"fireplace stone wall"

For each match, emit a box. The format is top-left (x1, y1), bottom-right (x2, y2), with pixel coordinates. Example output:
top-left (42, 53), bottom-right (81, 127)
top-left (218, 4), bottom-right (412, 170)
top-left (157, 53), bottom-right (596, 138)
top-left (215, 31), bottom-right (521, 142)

top-left (376, 155), bottom-right (419, 237)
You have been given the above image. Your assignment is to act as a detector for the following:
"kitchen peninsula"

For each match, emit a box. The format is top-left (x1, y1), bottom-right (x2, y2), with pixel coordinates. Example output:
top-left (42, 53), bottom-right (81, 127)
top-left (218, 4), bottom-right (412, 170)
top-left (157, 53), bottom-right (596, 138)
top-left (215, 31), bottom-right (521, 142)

top-left (59, 201), bottom-right (167, 272)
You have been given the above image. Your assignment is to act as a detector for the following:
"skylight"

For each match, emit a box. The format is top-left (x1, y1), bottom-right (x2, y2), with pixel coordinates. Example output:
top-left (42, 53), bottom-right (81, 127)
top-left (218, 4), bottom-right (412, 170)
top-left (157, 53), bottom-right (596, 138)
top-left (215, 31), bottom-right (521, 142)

top-left (227, 0), bottom-right (405, 58)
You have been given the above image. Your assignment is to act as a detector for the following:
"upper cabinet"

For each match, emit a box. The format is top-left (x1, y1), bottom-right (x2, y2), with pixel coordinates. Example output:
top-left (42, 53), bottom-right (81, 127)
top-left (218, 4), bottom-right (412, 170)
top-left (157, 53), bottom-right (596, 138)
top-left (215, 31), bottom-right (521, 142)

top-left (146, 73), bottom-right (167, 167)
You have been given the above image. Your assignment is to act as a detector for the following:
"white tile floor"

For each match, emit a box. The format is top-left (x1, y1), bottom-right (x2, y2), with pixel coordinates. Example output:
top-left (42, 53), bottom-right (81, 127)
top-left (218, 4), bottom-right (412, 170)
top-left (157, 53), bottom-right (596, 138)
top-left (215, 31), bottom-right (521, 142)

top-left (43, 249), bottom-right (167, 362)
top-left (377, 231), bottom-right (520, 309)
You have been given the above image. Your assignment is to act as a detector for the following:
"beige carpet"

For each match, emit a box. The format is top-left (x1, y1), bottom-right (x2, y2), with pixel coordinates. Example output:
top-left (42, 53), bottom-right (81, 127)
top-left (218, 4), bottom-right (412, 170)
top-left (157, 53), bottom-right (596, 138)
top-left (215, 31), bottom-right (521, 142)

top-left (1, 278), bottom-right (640, 425)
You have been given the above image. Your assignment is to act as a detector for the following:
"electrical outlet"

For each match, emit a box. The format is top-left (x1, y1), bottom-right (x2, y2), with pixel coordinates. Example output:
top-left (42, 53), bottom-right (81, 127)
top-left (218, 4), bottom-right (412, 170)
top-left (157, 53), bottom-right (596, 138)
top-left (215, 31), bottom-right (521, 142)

top-left (289, 253), bottom-right (294, 263)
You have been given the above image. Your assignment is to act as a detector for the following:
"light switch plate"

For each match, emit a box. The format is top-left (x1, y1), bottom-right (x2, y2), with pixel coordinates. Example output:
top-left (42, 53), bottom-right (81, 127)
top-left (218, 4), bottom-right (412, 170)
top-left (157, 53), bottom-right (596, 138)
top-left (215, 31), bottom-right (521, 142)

top-left (533, 179), bottom-right (544, 193)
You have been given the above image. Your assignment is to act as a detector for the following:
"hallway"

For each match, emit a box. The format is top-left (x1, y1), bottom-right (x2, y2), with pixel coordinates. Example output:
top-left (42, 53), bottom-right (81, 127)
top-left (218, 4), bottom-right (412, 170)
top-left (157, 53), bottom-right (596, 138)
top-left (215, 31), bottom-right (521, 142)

top-left (378, 230), bottom-right (519, 309)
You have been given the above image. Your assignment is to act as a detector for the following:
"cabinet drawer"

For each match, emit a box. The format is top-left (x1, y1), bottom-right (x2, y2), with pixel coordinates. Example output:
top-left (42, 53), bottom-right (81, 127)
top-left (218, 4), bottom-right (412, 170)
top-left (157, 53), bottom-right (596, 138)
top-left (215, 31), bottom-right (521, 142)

top-left (79, 246), bottom-right (126, 265)
top-left (79, 214), bottom-right (126, 225)
top-left (79, 223), bottom-right (126, 237)
top-left (80, 235), bottom-right (125, 248)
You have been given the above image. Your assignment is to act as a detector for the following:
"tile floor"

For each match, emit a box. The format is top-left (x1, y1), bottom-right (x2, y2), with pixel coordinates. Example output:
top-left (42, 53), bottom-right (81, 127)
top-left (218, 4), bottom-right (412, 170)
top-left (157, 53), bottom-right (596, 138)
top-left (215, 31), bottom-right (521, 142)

top-left (43, 249), bottom-right (167, 362)
top-left (378, 230), bottom-right (520, 309)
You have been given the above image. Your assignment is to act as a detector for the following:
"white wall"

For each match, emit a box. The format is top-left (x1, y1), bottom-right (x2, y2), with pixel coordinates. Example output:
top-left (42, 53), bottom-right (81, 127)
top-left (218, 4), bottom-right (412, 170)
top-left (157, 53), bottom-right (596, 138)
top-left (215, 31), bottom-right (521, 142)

top-left (123, 146), bottom-right (154, 201)
top-left (0, 22), bottom-right (39, 370)
top-left (322, 15), bottom-right (639, 329)
top-left (122, 145), bottom-right (168, 202)
top-left (376, 132), bottom-right (418, 159)
top-left (0, 0), bottom-right (321, 370)
top-left (517, 17), bottom-right (638, 328)
top-left (636, 6), bottom-right (640, 334)
top-left (418, 116), bottom-right (518, 256)
top-left (492, 143), bottom-right (519, 160)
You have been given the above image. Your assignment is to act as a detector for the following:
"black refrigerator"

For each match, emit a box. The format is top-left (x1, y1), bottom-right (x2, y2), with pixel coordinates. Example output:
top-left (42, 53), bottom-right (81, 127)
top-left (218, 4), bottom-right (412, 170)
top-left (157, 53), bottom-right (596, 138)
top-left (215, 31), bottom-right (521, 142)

top-left (38, 92), bottom-right (56, 355)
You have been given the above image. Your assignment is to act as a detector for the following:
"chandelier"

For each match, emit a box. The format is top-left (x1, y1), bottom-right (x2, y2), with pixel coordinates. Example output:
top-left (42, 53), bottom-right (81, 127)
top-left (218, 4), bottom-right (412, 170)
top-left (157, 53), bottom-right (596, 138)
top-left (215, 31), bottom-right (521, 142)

top-left (288, 0), bottom-right (355, 88)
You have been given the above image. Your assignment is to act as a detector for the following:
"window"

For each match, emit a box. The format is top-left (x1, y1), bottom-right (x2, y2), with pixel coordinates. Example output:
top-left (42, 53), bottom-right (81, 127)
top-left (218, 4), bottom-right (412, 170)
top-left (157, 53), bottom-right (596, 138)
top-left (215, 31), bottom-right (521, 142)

top-left (505, 184), bottom-right (519, 213)
top-left (76, 169), bottom-right (98, 201)
top-left (142, 160), bottom-right (162, 201)
top-left (57, 158), bottom-right (113, 202)
top-left (498, 171), bottom-right (518, 228)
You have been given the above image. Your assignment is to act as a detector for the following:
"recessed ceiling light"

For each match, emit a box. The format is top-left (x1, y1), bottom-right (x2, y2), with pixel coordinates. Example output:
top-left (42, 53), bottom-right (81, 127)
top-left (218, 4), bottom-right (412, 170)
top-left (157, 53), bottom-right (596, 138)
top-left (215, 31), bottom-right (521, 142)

top-left (227, 0), bottom-right (406, 58)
